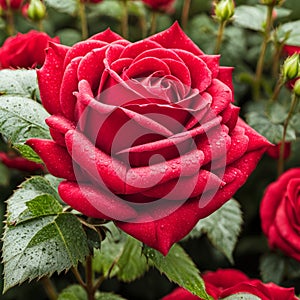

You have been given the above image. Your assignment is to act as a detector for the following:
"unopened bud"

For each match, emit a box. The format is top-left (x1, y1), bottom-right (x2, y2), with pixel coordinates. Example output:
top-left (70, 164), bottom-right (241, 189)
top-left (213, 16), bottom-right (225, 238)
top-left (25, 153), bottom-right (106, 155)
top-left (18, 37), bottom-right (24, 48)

top-left (293, 78), bottom-right (300, 97)
top-left (214, 0), bottom-right (235, 22)
top-left (283, 54), bottom-right (300, 81)
top-left (27, 0), bottom-right (46, 21)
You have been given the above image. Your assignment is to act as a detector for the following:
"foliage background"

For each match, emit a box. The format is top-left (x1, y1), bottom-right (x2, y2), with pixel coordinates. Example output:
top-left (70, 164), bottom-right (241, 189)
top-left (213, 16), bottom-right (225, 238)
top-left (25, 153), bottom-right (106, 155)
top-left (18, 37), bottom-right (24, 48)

top-left (1, 0), bottom-right (300, 299)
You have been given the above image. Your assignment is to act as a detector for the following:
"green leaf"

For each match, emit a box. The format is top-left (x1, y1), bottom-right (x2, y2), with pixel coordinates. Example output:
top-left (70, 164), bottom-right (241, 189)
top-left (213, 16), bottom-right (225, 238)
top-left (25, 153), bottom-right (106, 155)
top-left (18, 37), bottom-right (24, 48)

top-left (13, 143), bottom-right (43, 163)
top-left (96, 292), bottom-right (126, 300)
top-left (89, 1), bottom-right (123, 21)
top-left (188, 199), bottom-right (243, 264)
top-left (0, 96), bottom-right (51, 144)
top-left (6, 176), bottom-right (61, 225)
top-left (44, 0), bottom-right (77, 15)
top-left (0, 163), bottom-right (10, 186)
top-left (233, 5), bottom-right (266, 32)
top-left (116, 236), bottom-right (149, 282)
top-left (0, 69), bottom-right (40, 100)
top-left (143, 244), bottom-right (210, 300)
top-left (58, 285), bottom-right (87, 300)
top-left (221, 294), bottom-right (261, 300)
top-left (2, 213), bottom-right (90, 292)
top-left (260, 252), bottom-right (285, 284)
top-left (93, 222), bottom-right (126, 278)
top-left (277, 20), bottom-right (300, 46)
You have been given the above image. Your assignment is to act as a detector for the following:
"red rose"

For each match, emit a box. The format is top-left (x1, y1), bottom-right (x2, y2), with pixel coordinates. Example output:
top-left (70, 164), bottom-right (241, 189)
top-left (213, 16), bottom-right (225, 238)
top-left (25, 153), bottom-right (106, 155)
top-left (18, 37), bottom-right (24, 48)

top-left (260, 168), bottom-right (300, 262)
top-left (266, 142), bottom-right (291, 160)
top-left (0, 0), bottom-right (23, 10)
top-left (162, 269), bottom-right (299, 300)
top-left (27, 23), bottom-right (270, 255)
top-left (142, 0), bottom-right (175, 11)
top-left (0, 152), bottom-right (43, 172)
top-left (0, 30), bottom-right (59, 69)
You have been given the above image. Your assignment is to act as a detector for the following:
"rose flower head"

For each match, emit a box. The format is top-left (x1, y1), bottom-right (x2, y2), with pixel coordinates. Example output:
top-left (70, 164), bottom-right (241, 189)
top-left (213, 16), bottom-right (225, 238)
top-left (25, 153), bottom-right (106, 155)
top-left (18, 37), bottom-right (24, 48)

top-left (142, 0), bottom-right (175, 11)
top-left (261, 168), bottom-right (300, 262)
top-left (163, 268), bottom-right (299, 299)
top-left (0, 30), bottom-right (59, 69)
top-left (0, 0), bottom-right (23, 10)
top-left (27, 23), bottom-right (270, 255)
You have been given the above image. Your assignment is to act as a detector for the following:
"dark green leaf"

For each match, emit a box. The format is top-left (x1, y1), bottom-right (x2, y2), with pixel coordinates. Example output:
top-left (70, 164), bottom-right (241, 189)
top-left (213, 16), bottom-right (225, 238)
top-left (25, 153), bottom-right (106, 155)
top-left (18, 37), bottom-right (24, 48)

top-left (233, 5), bottom-right (266, 32)
top-left (143, 244), bottom-right (210, 300)
top-left (89, 1), bottom-right (123, 21)
top-left (0, 96), bottom-right (51, 144)
top-left (117, 236), bottom-right (149, 282)
top-left (44, 0), bottom-right (77, 15)
top-left (96, 292), bottom-right (126, 300)
top-left (93, 222), bottom-right (126, 278)
top-left (0, 69), bottom-right (39, 100)
top-left (221, 294), bottom-right (261, 300)
top-left (6, 176), bottom-right (61, 226)
top-left (58, 285), bottom-right (87, 300)
top-left (260, 252), bottom-right (285, 284)
top-left (189, 199), bottom-right (243, 264)
top-left (55, 29), bottom-right (82, 46)
top-left (2, 213), bottom-right (90, 292)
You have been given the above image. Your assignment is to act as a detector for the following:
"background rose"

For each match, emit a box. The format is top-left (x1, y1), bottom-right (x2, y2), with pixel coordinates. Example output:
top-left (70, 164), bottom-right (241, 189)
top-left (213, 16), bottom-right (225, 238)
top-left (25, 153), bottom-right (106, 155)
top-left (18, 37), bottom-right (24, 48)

top-left (0, 30), bottom-right (59, 69)
top-left (27, 23), bottom-right (270, 255)
top-left (0, 0), bottom-right (23, 10)
top-left (260, 168), bottom-right (300, 262)
top-left (163, 269), bottom-right (299, 300)
top-left (142, 0), bottom-right (175, 11)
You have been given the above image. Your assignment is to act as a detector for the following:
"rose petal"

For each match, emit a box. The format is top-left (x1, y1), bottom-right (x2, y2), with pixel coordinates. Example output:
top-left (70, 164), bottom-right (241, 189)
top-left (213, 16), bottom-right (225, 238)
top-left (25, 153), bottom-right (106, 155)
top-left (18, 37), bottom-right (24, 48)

top-left (89, 28), bottom-right (125, 43)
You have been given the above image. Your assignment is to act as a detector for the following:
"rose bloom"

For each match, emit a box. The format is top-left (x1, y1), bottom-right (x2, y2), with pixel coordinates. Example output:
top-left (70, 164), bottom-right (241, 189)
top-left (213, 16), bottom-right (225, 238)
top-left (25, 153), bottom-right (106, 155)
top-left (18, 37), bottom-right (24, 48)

top-left (142, 0), bottom-right (175, 11)
top-left (27, 23), bottom-right (270, 255)
top-left (260, 168), bottom-right (300, 262)
top-left (0, 30), bottom-right (59, 69)
top-left (162, 269), bottom-right (299, 300)
top-left (0, 0), bottom-right (23, 10)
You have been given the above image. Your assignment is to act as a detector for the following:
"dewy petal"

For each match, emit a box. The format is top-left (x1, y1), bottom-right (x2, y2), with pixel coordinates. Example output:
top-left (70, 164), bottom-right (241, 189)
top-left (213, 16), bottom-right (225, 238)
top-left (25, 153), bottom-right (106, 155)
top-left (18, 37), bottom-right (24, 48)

top-left (60, 57), bottom-right (82, 120)
top-left (199, 54), bottom-right (220, 78)
top-left (218, 66), bottom-right (234, 102)
top-left (26, 139), bottom-right (77, 180)
top-left (63, 40), bottom-right (108, 69)
top-left (58, 181), bottom-right (137, 221)
top-left (89, 28), bottom-right (125, 43)
top-left (37, 42), bottom-right (70, 115)
top-left (147, 22), bottom-right (204, 56)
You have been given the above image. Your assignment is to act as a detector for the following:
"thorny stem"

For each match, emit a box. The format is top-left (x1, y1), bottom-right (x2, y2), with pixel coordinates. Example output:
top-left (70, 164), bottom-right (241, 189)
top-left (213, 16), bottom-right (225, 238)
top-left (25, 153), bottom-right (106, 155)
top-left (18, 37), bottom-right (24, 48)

top-left (5, 8), bottom-right (15, 36)
top-left (41, 277), bottom-right (58, 300)
top-left (150, 10), bottom-right (158, 35)
top-left (254, 5), bottom-right (274, 100)
top-left (85, 256), bottom-right (95, 300)
top-left (121, 0), bottom-right (129, 39)
top-left (71, 266), bottom-right (86, 288)
top-left (181, 0), bottom-right (191, 30)
top-left (270, 75), bottom-right (284, 102)
top-left (272, 43), bottom-right (284, 77)
top-left (78, 0), bottom-right (88, 39)
top-left (277, 93), bottom-right (298, 176)
top-left (214, 20), bottom-right (226, 54)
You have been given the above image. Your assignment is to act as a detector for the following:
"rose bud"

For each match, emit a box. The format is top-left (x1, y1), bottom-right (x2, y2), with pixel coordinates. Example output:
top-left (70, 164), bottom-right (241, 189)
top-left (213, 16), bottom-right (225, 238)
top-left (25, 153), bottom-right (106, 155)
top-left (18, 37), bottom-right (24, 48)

top-left (142, 0), bottom-right (175, 11)
top-left (214, 0), bottom-right (235, 22)
top-left (0, 0), bottom-right (23, 10)
top-left (293, 78), bottom-right (300, 97)
top-left (163, 269), bottom-right (299, 299)
top-left (282, 53), bottom-right (300, 82)
top-left (260, 168), bottom-right (300, 262)
top-left (26, 0), bottom-right (46, 21)
top-left (0, 30), bottom-right (59, 69)
top-left (26, 23), bottom-right (271, 255)
top-left (266, 142), bottom-right (291, 160)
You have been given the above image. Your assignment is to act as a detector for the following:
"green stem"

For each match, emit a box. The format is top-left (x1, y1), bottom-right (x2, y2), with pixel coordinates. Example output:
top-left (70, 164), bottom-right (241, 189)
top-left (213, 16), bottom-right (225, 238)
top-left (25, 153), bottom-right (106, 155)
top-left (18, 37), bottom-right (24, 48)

top-left (214, 20), bottom-right (226, 54)
top-left (121, 0), bottom-right (129, 39)
top-left (253, 5), bottom-right (274, 100)
top-left (181, 0), bottom-right (191, 30)
top-left (85, 256), bottom-right (95, 300)
top-left (150, 10), bottom-right (158, 35)
top-left (272, 43), bottom-right (284, 78)
top-left (78, 0), bottom-right (88, 39)
top-left (5, 8), bottom-right (15, 36)
top-left (71, 266), bottom-right (86, 288)
top-left (270, 76), bottom-right (284, 102)
top-left (139, 11), bottom-right (147, 39)
top-left (41, 277), bottom-right (58, 300)
top-left (277, 93), bottom-right (298, 176)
